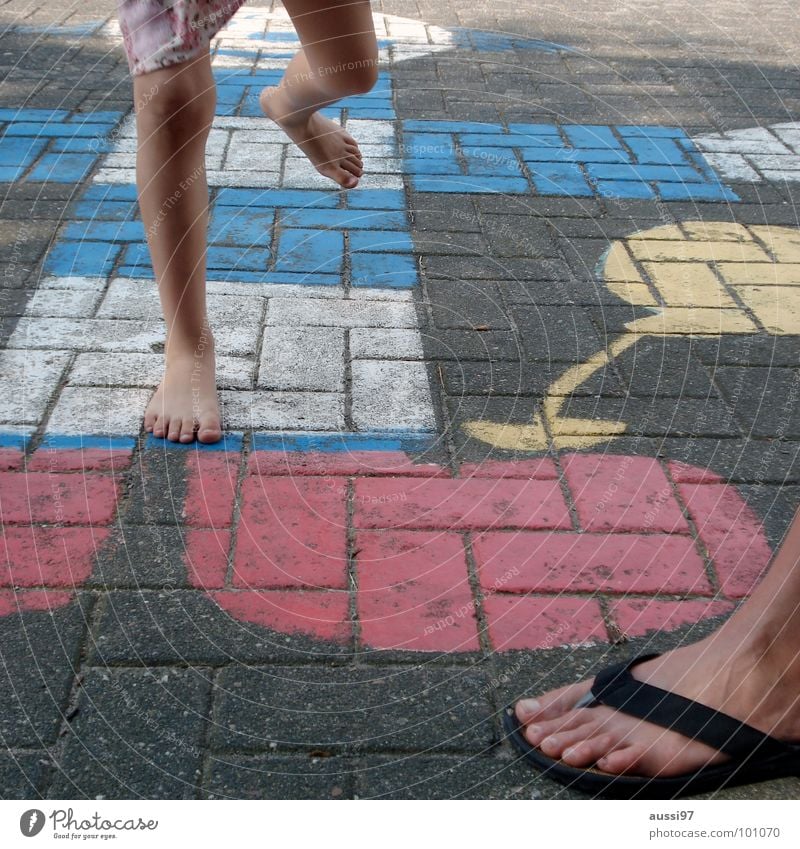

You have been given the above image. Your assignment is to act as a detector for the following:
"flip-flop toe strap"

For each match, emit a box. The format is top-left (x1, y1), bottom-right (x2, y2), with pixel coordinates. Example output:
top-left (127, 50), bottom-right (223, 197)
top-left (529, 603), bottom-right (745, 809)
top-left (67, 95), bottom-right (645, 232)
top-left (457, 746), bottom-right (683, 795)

top-left (581, 655), bottom-right (789, 762)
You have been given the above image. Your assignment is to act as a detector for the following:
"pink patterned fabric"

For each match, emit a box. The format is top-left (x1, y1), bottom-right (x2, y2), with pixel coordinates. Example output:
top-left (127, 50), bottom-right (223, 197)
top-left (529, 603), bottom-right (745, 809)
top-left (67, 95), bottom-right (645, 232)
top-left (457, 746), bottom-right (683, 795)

top-left (117, 0), bottom-right (247, 76)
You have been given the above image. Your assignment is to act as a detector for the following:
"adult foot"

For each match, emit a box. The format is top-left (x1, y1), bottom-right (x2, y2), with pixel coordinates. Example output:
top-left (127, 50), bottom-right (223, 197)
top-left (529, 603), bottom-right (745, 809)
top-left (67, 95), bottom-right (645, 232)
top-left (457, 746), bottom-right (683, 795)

top-left (144, 335), bottom-right (222, 444)
top-left (512, 627), bottom-right (800, 778)
top-left (260, 85), bottom-right (363, 188)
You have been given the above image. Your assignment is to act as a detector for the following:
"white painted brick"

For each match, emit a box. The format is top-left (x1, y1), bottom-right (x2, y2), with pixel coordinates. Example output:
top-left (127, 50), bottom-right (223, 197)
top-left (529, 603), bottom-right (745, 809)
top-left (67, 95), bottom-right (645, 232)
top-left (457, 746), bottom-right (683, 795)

top-left (350, 327), bottom-right (424, 359)
top-left (227, 128), bottom-right (290, 144)
top-left (267, 297), bottom-right (417, 328)
top-left (46, 386), bottom-right (152, 435)
top-left (351, 360), bottom-right (435, 431)
top-left (746, 153), bottom-right (800, 171)
top-left (25, 288), bottom-right (101, 317)
top-left (220, 389), bottom-right (345, 430)
top-left (761, 169), bottom-right (800, 182)
top-left (68, 352), bottom-right (254, 390)
top-left (39, 276), bottom-right (106, 292)
top-left (206, 169), bottom-right (281, 187)
top-left (361, 157), bottom-right (403, 173)
top-left (343, 120), bottom-right (396, 144)
top-left (206, 280), bottom-right (343, 299)
top-left (258, 326), bottom-right (345, 390)
top-left (93, 168), bottom-right (136, 184)
top-left (224, 140), bottom-right (284, 171)
top-left (771, 127), bottom-right (800, 154)
top-left (700, 152), bottom-right (759, 182)
top-left (8, 318), bottom-right (164, 353)
top-left (693, 134), bottom-right (790, 155)
top-left (0, 350), bottom-right (70, 424)
top-left (348, 288), bottom-right (413, 302)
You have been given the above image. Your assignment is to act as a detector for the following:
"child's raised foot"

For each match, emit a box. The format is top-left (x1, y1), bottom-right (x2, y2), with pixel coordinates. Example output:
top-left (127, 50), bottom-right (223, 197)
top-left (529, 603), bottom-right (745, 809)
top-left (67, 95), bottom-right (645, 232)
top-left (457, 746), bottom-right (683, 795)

top-left (259, 85), bottom-right (364, 188)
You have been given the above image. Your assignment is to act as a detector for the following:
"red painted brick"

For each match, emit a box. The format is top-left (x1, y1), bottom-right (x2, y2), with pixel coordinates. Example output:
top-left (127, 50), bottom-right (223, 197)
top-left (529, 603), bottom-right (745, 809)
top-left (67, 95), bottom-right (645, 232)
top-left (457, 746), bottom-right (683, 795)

top-left (483, 595), bottom-right (607, 651)
top-left (563, 453), bottom-right (689, 533)
top-left (459, 458), bottom-right (558, 479)
top-left (678, 483), bottom-right (772, 597)
top-left (0, 472), bottom-right (120, 525)
top-left (27, 448), bottom-right (133, 472)
top-left (356, 530), bottom-right (479, 651)
top-left (247, 450), bottom-right (448, 477)
top-left (474, 531), bottom-right (712, 595)
top-left (666, 460), bottom-right (724, 484)
top-left (0, 449), bottom-right (24, 471)
top-left (610, 598), bottom-right (735, 638)
top-left (210, 589), bottom-right (351, 643)
top-left (233, 476), bottom-right (347, 589)
top-left (354, 477), bottom-right (571, 531)
top-left (0, 589), bottom-right (75, 616)
top-left (185, 529), bottom-right (231, 590)
top-left (183, 453), bottom-right (239, 528)
top-left (1, 526), bottom-right (108, 587)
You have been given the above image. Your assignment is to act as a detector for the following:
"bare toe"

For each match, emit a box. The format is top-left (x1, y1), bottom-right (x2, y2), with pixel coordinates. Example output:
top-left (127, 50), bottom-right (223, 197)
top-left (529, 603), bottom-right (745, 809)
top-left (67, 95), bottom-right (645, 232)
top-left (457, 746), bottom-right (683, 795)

top-left (562, 732), bottom-right (619, 767)
top-left (197, 413), bottom-right (222, 444)
top-left (515, 680), bottom-right (592, 725)
top-left (153, 415), bottom-right (166, 438)
top-left (167, 418), bottom-right (182, 442)
top-left (179, 419), bottom-right (196, 443)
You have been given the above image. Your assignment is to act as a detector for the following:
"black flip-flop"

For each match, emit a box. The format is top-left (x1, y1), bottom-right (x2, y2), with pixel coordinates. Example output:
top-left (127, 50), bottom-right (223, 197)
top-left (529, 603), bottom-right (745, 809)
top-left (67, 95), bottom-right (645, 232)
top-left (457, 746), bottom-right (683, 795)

top-left (503, 653), bottom-right (800, 799)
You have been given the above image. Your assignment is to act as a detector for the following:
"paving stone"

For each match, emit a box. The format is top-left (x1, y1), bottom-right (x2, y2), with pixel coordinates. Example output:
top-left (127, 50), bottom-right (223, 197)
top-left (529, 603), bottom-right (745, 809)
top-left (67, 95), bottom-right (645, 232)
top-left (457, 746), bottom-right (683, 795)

top-left (0, 597), bottom-right (90, 748)
top-left (220, 389), bottom-right (345, 431)
top-left (0, 752), bottom-right (49, 798)
top-left (0, 349), bottom-right (70, 425)
top-left (258, 326), bottom-right (345, 391)
top-left (351, 359), bottom-right (436, 431)
top-left (204, 755), bottom-right (355, 799)
top-left (210, 665), bottom-right (493, 752)
top-left (48, 667), bottom-right (211, 798)
top-left (712, 366), bottom-right (800, 438)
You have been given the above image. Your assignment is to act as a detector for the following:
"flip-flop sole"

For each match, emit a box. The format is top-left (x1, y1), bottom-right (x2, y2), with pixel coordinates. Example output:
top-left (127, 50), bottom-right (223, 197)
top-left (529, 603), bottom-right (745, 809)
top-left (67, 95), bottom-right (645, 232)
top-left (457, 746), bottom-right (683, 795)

top-left (502, 705), bottom-right (800, 800)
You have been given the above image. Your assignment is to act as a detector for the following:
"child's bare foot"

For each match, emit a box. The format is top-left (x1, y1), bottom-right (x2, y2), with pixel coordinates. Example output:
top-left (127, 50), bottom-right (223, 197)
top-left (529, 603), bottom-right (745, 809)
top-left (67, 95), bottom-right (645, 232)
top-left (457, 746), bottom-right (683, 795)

top-left (512, 622), bottom-right (800, 778)
top-left (144, 335), bottom-right (222, 444)
top-left (259, 85), bottom-right (364, 188)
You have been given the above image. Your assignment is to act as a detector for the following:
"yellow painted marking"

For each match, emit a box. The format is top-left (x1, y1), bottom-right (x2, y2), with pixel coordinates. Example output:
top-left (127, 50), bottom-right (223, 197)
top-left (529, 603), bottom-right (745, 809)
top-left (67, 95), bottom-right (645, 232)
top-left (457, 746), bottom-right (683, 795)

top-left (641, 261), bottom-right (736, 308)
top-left (718, 262), bottom-right (800, 287)
top-left (463, 224), bottom-right (800, 451)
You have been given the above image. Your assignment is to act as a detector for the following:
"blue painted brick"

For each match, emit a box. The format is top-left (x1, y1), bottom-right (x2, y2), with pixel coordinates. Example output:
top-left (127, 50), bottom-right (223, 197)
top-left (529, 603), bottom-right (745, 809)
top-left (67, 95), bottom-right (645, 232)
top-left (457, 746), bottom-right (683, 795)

top-left (617, 125), bottom-right (688, 139)
top-left (402, 133), bottom-right (457, 157)
top-left (351, 252), bottom-right (417, 288)
top-left (64, 220), bottom-right (145, 241)
top-left (3, 122), bottom-right (112, 138)
top-left (507, 123), bottom-right (560, 136)
top-left (0, 137), bottom-right (47, 167)
top-left (350, 231), bottom-right (414, 253)
top-left (208, 206), bottom-right (275, 247)
top-left (404, 158), bottom-right (462, 175)
top-left (462, 146), bottom-right (523, 177)
top-left (67, 111), bottom-right (123, 124)
top-left (44, 241), bottom-right (121, 276)
top-left (520, 146), bottom-right (579, 163)
top-left (412, 176), bottom-right (529, 193)
top-left (51, 137), bottom-right (111, 154)
top-left (28, 153), bottom-right (96, 182)
top-left (72, 200), bottom-right (139, 221)
top-left (402, 120), bottom-right (500, 133)
top-left (0, 108), bottom-right (69, 122)
top-left (213, 188), bottom-right (338, 208)
top-left (586, 163), bottom-right (705, 183)
top-left (655, 182), bottom-right (738, 202)
top-left (347, 189), bottom-right (405, 210)
top-left (280, 208), bottom-right (407, 230)
top-left (626, 137), bottom-right (688, 165)
top-left (207, 245), bottom-right (270, 271)
top-left (459, 133), bottom-right (526, 148)
top-left (564, 125), bottom-right (622, 149)
top-left (0, 166), bottom-right (24, 181)
top-left (275, 228), bottom-right (343, 273)
top-left (595, 180), bottom-right (655, 199)
top-left (120, 243), bottom-right (152, 269)
top-left (82, 184), bottom-right (139, 202)
top-left (529, 163), bottom-right (593, 197)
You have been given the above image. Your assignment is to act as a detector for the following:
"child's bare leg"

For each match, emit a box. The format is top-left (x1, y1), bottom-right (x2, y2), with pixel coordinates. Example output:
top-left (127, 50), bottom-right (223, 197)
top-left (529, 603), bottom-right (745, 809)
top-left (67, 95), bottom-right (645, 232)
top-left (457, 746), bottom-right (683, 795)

top-left (134, 48), bottom-right (222, 443)
top-left (260, 0), bottom-right (378, 188)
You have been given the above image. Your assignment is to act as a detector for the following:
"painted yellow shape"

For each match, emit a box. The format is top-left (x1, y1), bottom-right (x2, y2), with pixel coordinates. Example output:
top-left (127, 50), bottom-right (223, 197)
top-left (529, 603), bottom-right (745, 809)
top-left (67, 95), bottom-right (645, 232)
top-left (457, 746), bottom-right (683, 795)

top-left (602, 242), bottom-right (642, 282)
top-left (750, 225), bottom-right (800, 263)
top-left (461, 416), bottom-right (549, 451)
top-left (630, 307), bottom-right (757, 335)
top-left (605, 280), bottom-right (658, 305)
top-left (681, 222), bottom-right (753, 242)
top-left (462, 223), bottom-right (800, 452)
top-left (735, 285), bottom-right (800, 334)
top-left (642, 261), bottom-right (737, 308)
top-left (628, 238), bottom-right (770, 264)
top-left (718, 262), bottom-right (800, 287)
